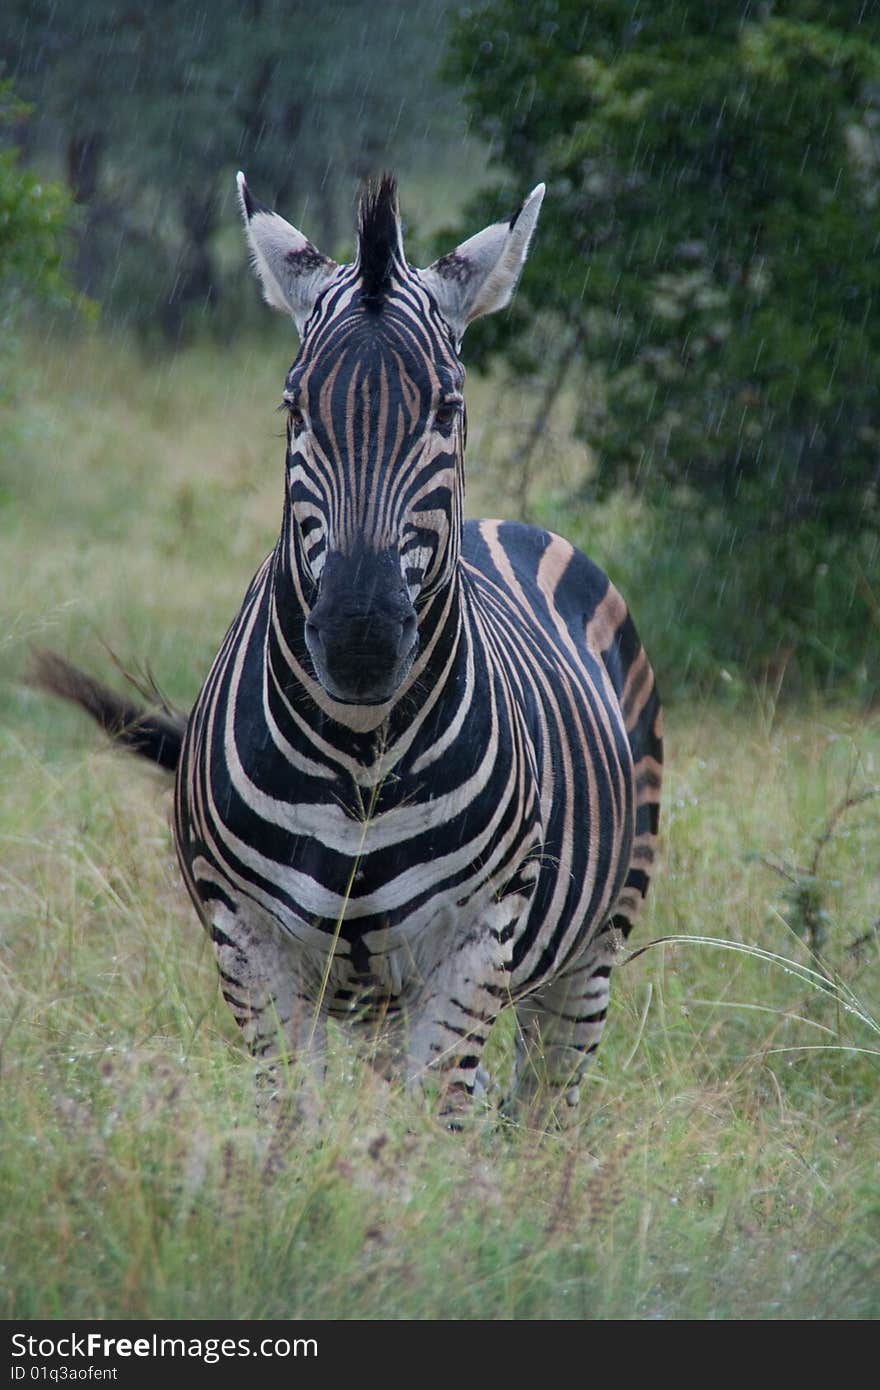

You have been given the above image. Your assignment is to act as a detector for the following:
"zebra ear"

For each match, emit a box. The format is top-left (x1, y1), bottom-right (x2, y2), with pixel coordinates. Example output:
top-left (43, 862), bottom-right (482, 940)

top-left (419, 183), bottom-right (545, 343)
top-left (236, 172), bottom-right (337, 333)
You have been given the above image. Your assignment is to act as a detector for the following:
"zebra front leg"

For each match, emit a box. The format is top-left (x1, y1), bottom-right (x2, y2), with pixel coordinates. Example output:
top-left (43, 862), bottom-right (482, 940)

top-left (210, 906), bottom-right (327, 1129)
top-left (511, 932), bottom-right (615, 1129)
top-left (370, 1008), bottom-right (496, 1105)
top-left (405, 902), bottom-right (515, 1123)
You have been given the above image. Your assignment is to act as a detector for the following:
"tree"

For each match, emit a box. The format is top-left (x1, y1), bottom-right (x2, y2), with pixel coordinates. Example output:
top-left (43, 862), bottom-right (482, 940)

top-left (445, 1), bottom-right (880, 696)
top-left (0, 82), bottom-right (72, 320)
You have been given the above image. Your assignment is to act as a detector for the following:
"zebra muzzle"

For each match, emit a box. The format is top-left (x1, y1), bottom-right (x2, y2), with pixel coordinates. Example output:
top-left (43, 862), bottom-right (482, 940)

top-left (304, 549), bottom-right (419, 704)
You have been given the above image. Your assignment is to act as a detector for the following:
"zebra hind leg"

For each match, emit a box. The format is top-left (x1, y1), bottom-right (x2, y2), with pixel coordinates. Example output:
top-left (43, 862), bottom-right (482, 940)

top-left (510, 938), bottom-right (615, 1130)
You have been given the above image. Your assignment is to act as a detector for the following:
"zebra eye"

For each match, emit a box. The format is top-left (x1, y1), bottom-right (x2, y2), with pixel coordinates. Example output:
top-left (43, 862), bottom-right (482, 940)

top-left (433, 398), bottom-right (461, 431)
top-left (285, 404), bottom-right (307, 437)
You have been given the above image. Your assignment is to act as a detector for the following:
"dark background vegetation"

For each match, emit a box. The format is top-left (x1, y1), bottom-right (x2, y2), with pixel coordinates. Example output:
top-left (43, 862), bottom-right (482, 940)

top-left (2, 0), bottom-right (879, 703)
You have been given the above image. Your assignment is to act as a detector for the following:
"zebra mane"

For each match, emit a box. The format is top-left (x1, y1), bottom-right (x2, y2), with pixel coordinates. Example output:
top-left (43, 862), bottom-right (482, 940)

top-left (357, 173), bottom-right (401, 306)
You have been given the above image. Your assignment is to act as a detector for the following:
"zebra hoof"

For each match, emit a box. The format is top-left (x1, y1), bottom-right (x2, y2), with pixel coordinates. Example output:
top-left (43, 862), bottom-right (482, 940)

top-left (497, 1081), bottom-right (583, 1134)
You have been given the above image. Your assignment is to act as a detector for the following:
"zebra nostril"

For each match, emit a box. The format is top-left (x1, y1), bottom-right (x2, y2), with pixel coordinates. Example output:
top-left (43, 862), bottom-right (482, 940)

top-left (305, 617), bottom-right (324, 649)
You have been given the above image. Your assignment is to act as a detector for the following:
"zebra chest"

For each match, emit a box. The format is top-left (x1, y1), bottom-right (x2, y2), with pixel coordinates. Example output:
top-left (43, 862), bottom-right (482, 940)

top-left (187, 747), bottom-right (539, 1016)
top-left (190, 756), bottom-right (527, 928)
top-left (211, 852), bottom-right (516, 1022)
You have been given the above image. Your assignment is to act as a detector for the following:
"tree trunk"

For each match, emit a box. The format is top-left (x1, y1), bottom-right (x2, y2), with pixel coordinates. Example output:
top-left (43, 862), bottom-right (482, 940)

top-left (65, 130), bottom-right (106, 297)
top-left (162, 186), bottom-right (219, 340)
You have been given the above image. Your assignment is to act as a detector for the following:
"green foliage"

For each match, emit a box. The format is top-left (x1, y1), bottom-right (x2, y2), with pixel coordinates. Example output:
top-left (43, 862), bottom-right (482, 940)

top-left (445, 1), bottom-right (880, 698)
top-left (755, 786), bottom-right (880, 955)
top-left (0, 83), bottom-right (73, 316)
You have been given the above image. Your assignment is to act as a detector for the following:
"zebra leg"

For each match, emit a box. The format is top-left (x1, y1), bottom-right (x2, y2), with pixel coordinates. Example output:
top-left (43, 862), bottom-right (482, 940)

top-left (359, 1009), bottom-right (406, 1083)
top-left (405, 902), bottom-right (516, 1122)
top-left (368, 1009), bottom-right (495, 1101)
top-left (210, 906), bottom-right (327, 1126)
top-left (510, 930), bottom-right (616, 1129)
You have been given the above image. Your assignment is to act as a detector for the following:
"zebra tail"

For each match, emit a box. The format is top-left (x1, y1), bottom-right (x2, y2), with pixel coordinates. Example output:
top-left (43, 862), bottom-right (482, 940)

top-left (29, 648), bottom-right (187, 773)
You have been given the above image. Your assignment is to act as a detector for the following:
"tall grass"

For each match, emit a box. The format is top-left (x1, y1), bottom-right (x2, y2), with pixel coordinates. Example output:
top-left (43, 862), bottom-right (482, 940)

top-left (1, 329), bottom-right (877, 1319)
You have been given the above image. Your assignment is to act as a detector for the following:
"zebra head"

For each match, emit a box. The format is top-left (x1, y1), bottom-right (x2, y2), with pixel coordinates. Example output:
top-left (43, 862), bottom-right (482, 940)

top-left (237, 171), bottom-right (544, 706)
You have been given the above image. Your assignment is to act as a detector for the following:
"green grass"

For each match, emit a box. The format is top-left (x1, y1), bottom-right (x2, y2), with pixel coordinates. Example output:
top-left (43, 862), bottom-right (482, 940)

top-left (1, 328), bottom-right (878, 1320)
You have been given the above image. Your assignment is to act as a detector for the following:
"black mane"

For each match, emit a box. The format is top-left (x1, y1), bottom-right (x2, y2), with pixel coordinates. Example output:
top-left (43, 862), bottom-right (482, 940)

top-left (357, 173), bottom-right (400, 306)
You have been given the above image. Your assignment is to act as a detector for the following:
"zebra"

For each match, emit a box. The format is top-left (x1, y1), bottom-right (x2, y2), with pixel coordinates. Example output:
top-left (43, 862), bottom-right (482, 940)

top-left (35, 172), bottom-right (662, 1127)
